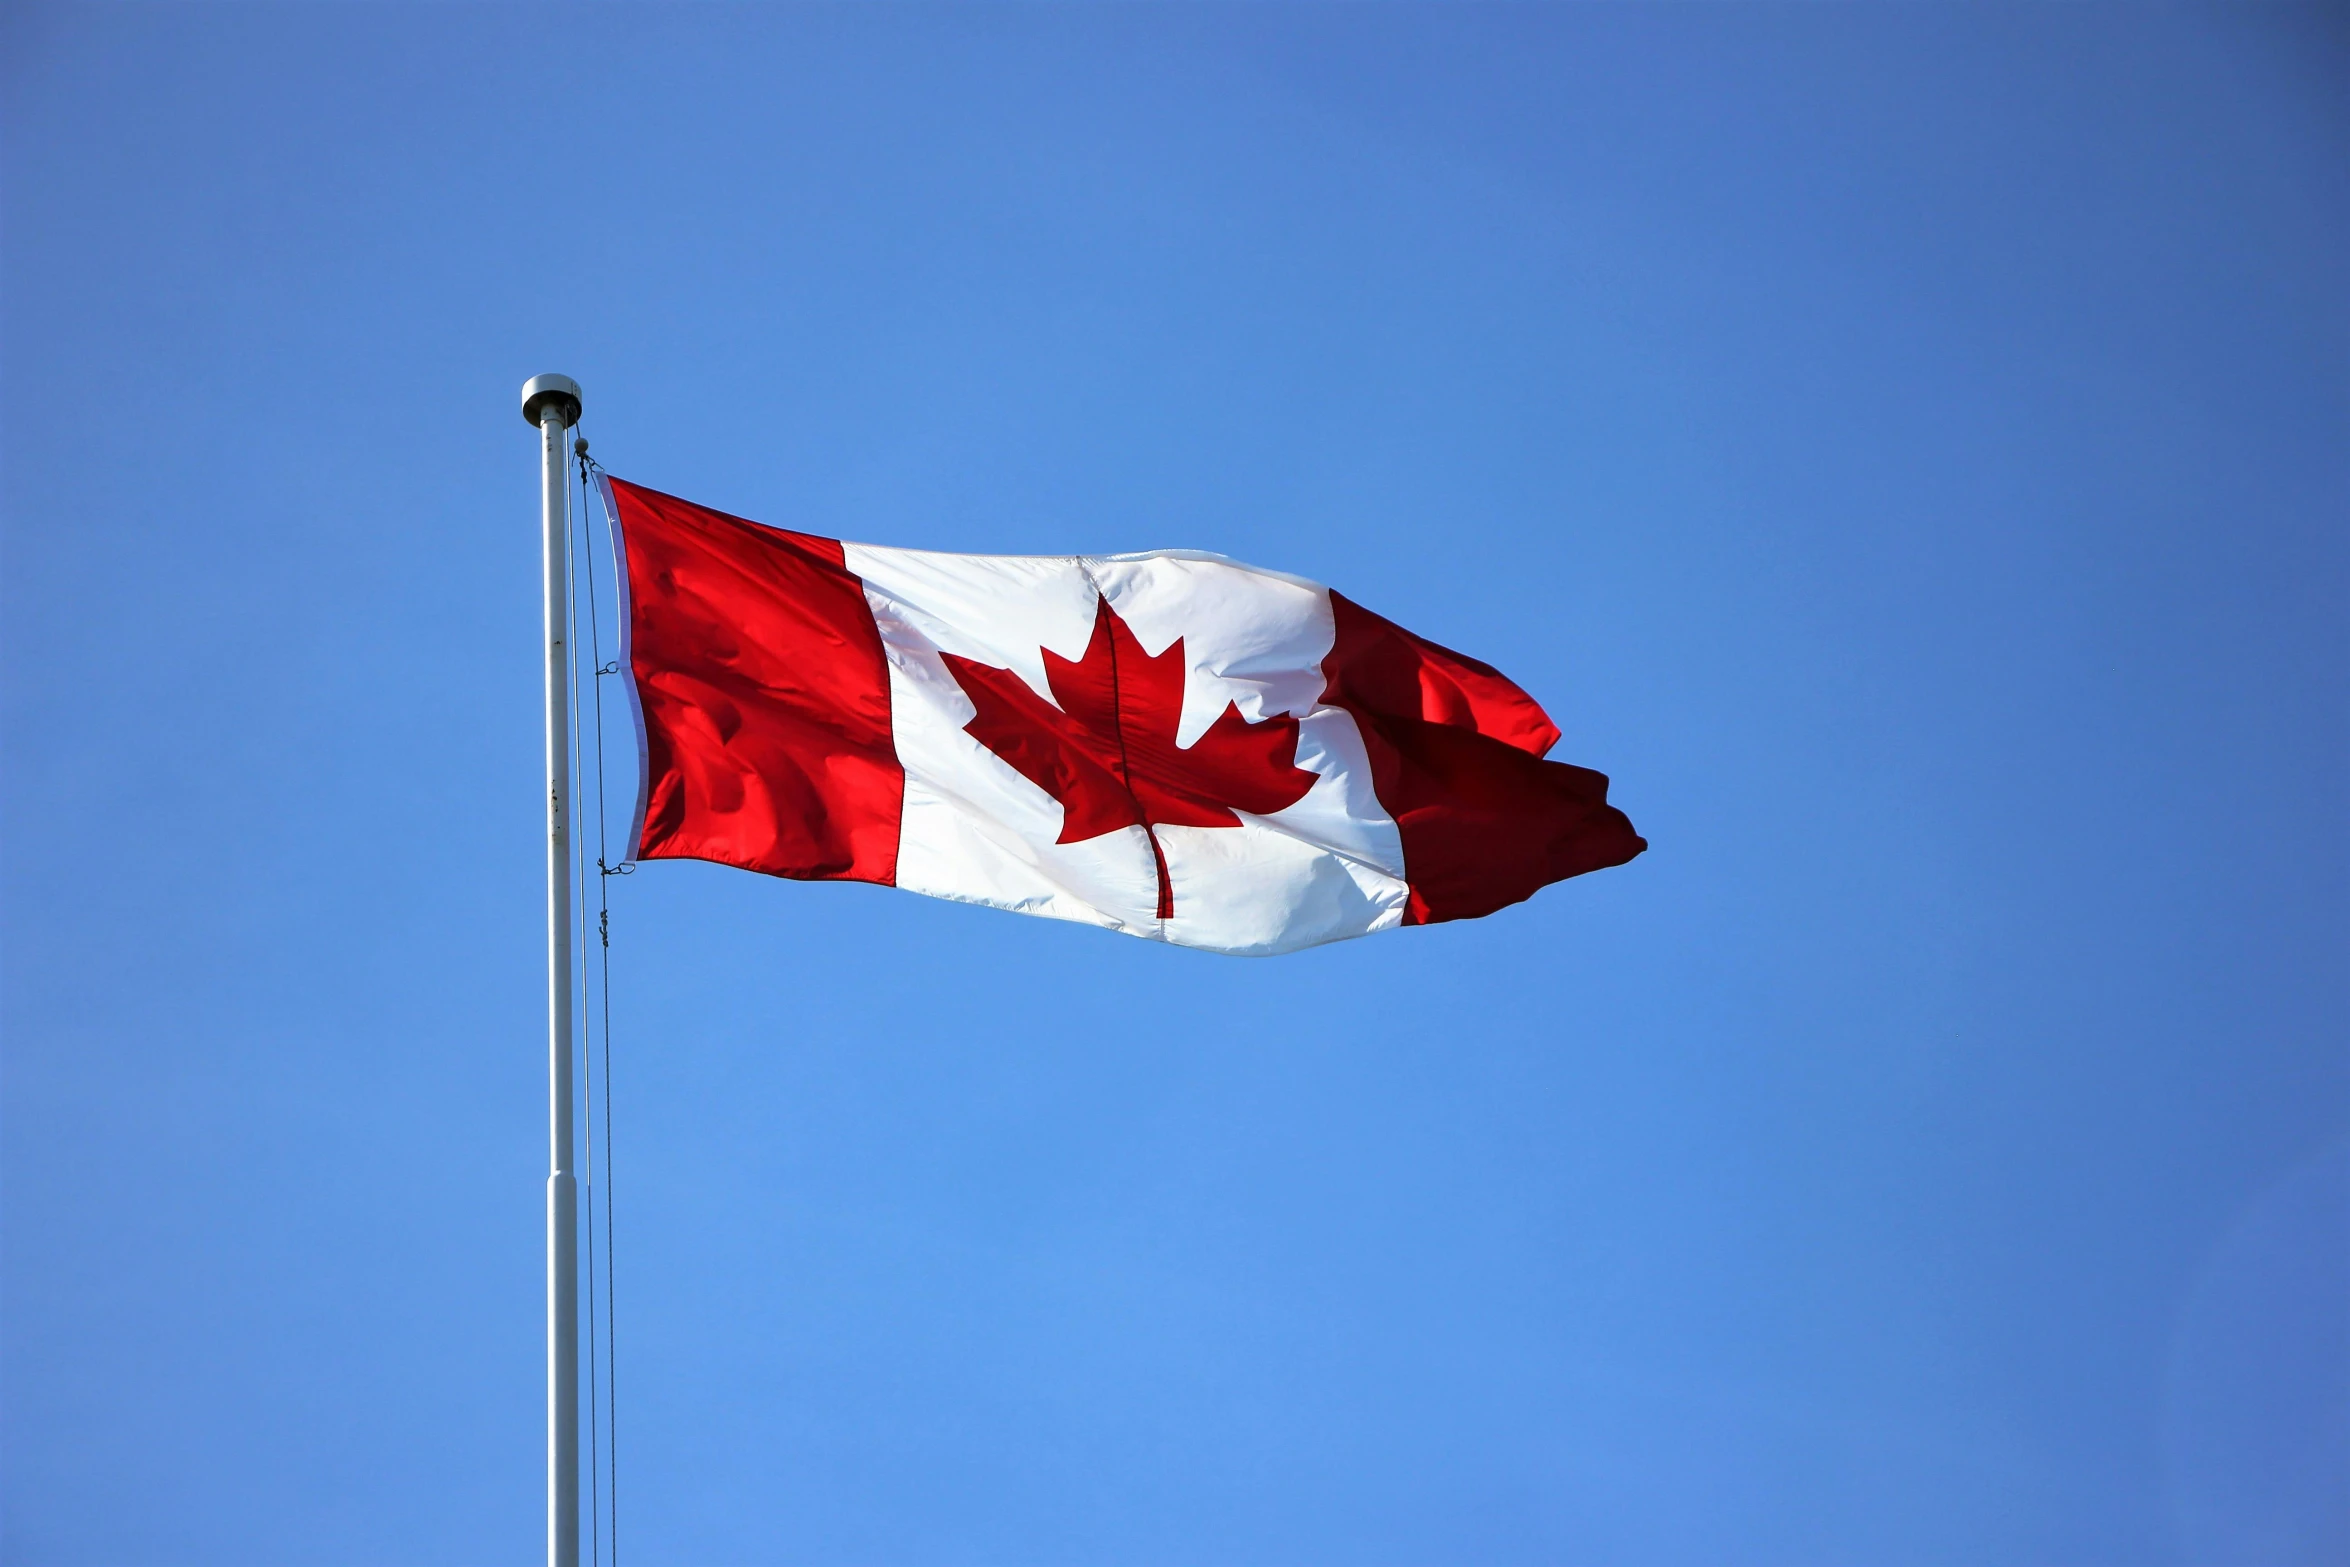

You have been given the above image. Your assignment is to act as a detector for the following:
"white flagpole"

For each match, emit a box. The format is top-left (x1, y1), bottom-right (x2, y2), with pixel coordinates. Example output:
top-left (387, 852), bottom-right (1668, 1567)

top-left (523, 373), bottom-right (583, 1567)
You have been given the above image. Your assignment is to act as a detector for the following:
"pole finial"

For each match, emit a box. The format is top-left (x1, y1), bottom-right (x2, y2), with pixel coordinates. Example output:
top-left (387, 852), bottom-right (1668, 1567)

top-left (522, 374), bottom-right (583, 429)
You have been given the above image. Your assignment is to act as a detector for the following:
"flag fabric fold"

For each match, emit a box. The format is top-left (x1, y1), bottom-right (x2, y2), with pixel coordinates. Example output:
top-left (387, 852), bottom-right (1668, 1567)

top-left (601, 476), bottom-right (1643, 956)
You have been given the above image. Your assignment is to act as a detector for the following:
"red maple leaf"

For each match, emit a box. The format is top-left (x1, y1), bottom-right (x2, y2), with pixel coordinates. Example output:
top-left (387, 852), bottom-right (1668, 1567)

top-left (941, 594), bottom-right (1319, 920)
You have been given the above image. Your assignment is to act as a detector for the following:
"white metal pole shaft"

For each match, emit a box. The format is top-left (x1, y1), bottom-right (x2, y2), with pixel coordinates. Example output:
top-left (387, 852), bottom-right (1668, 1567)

top-left (525, 374), bottom-right (583, 1567)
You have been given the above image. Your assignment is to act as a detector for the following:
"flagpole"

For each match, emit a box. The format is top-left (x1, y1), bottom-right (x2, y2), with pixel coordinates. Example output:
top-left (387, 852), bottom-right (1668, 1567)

top-left (523, 373), bottom-right (583, 1567)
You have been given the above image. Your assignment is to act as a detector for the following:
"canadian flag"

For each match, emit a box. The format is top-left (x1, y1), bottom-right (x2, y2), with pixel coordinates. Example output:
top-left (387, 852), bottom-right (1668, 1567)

top-left (600, 478), bottom-right (1644, 956)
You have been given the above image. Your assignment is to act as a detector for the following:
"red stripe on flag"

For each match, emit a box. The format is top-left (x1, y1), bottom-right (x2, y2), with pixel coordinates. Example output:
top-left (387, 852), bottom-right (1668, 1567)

top-left (607, 479), bottom-right (902, 886)
top-left (1321, 592), bottom-right (1645, 925)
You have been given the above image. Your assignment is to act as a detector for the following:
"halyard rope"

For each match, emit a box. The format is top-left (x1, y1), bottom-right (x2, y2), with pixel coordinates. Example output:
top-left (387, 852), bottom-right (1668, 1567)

top-left (577, 438), bottom-right (624, 1567)
top-left (562, 441), bottom-right (603, 1567)
top-left (562, 433), bottom-right (627, 1567)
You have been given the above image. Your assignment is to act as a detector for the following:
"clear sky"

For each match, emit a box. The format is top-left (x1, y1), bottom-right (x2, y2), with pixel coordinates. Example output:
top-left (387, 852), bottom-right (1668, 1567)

top-left (3, 5), bottom-right (2344, 1564)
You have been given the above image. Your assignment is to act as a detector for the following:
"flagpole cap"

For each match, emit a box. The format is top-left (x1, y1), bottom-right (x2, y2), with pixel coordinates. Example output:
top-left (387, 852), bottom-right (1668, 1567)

top-left (521, 374), bottom-right (583, 428)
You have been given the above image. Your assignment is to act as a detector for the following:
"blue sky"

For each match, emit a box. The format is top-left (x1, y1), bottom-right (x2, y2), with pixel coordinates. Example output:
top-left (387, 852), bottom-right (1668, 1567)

top-left (3, 5), bottom-right (2344, 1563)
